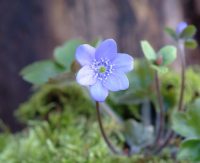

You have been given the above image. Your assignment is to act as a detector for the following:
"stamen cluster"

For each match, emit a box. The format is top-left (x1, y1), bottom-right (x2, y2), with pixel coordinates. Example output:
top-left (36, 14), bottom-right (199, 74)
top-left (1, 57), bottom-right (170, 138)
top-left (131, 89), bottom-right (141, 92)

top-left (90, 58), bottom-right (114, 81)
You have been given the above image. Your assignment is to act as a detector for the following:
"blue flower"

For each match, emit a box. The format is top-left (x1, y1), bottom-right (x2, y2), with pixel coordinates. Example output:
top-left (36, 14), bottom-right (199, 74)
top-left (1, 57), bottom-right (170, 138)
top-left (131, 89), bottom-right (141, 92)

top-left (75, 39), bottom-right (134, 102)
top-left (176, 22), bottom-right (188, 35)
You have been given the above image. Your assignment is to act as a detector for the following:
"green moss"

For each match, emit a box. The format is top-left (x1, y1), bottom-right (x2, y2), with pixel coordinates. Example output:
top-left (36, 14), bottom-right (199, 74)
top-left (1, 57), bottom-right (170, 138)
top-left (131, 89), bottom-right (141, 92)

top-left (0, 119), bottom-right (190, 163)
top-left (160, 66), bottom-right (200, 111)
top-left (160, 70), bottom-right (180, 110)
top-left (185, 66), bottom-right (200, 103)
top-left (15, 84), bottom-right (95, 127)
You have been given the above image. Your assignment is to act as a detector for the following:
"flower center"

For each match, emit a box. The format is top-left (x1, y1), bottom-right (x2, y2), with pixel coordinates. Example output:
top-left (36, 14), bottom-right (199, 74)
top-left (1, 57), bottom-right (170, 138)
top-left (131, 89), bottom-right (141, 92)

top-left (99, 66), bottom-right (106, 73)
top-left (90, 58), bottom-right (115, 81)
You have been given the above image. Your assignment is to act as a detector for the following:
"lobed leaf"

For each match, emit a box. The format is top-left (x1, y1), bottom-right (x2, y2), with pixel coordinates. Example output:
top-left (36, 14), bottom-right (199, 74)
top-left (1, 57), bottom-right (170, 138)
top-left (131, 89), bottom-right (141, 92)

top-left (164, 27), bottom-right (177, 40)
top-left (172, 99), bottom-right (200, 138)
top-left (178, 139), bottom-right (200, 162)
top-left (90, 38), bottom-right (102, 47)
top-left (180, 25), bottom-right (197, 39)
top-left (185, 39), bottom-right (198, 49)
top-left (140, 41), bottom-right (157, 61)
top-left (123, 119), bottom-right (154, 150)
top-left (151, 65), bottom-right (169, 74)
top-left (109, 59), bottom-right (154, 105)
top-left (54, 39), bottom-right (83, 71)
top-left (20, 60), bottom-right (65, 85)
top-left (158, 45), bottom-right (177, 65)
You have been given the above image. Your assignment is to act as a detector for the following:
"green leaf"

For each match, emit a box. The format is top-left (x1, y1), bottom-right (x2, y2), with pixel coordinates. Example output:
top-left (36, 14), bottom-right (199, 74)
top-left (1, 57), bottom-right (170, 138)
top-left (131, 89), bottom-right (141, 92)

top-left (164, 27), bottom-right (177, 40)
top-left (180, 25), bottom-right (197, 39)
top-left (172, 112), bottom-right (192, 138)
top-left (151, 65), bottom-right (169, 74)
top-left (185, 39), bottom-right (198, 49)
top-left (123, 119), bottom-right (154, 149)
top-left (158, 45), bottom-right (177, 65)
top-left (20, 60), bottom-right (65, 85)
top-left (140, 41), bottom-right (157, 60)
top-left (54, 39), bottom-right (83, 71)
top-left (90, 38), bottom-right (102, 47)
top-left (178, 139), bottom-right (200, 162)
top-left (48, 72), bottom-right (75, 84)
top-left (109, 59), bottom-right (154, 105)
top-left (172, 98), bottom-right (200, 138)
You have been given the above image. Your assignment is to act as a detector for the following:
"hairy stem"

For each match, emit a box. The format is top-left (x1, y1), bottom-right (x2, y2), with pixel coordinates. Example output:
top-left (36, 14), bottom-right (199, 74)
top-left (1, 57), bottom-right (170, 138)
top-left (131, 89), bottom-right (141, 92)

top-left (154, 71), bottom-right (165, 146)
top-left (155, 41), bottom-right (186, 154)
top-left (178, 41), bottom-right (186, 112)
top-left (154, 130), bottom-right (174, 154)
top-left (96, 102), bottom-right (122, 155)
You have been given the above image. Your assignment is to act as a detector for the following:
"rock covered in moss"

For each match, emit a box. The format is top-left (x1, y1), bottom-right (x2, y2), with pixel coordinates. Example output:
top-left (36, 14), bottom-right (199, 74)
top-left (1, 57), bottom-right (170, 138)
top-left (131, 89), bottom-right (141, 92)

top-left (15, 84), bottom-right (95, 127)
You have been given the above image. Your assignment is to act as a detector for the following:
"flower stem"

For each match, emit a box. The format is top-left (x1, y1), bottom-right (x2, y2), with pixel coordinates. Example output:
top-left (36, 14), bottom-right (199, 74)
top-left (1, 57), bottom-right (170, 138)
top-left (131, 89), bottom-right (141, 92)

top-left (154, 129), bottom-right (174, 154)
top-left (96, 102), bottom-right (121, 155)
top-left (154, 41), bottom-right (186, 154)
top-left (153, 71), bottom-right (165, 147)
top-left (178, 41), bottom-right (186, 112)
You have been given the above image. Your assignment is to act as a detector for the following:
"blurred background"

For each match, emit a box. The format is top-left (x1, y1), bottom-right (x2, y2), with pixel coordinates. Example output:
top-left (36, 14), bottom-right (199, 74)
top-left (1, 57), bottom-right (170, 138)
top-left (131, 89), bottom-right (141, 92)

top-left (0, 0), bottom-right (200, 131)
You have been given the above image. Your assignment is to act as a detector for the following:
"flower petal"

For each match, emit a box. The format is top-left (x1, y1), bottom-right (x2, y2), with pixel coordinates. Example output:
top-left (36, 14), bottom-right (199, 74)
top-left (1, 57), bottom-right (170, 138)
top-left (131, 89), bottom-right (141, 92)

top-left (76, 65), bottom-right (96, 86)
top-left (103, 71), bottom-right (129, 91)
top-left (95, 39), bottom-right (117, 60)
top-left (75, 44), bottom-right (95, 66)
top-left (90, 80), bottom-right (109, 102)
top-left (176, 22), bottom-right (188, 35)
top-left (112, 53), bottom-right (134, 73)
